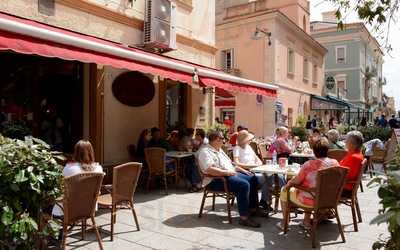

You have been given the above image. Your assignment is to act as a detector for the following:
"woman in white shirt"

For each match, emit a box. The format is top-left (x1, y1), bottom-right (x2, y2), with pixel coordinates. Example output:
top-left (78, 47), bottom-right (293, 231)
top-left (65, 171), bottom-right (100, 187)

top-left (233, 130), bottom-right (270, 210)
top-left (52, 140), bottom-right (103, 217)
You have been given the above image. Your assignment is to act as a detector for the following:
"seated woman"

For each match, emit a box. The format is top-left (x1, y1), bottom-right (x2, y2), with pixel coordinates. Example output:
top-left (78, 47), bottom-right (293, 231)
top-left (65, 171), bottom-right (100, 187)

top-left (179, 129), bottom-right (201, 192)
top-left (136, 129), bottom-right (151, 162)
top-left (326, 129), bottom-right (345, 150)
top-left (52, 140), bottom-right (103, 217)
top-left (271, 127), bottom-right (293, 158)
top-left (279, 138), bottom-right (339, 229)
top-left (233, 130), bottom-right (284, 211)
top-left (340, 131), bottom-right (364, 197)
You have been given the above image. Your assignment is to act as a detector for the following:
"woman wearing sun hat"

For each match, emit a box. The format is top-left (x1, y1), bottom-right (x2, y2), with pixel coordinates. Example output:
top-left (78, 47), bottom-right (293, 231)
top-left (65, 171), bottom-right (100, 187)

top-left (233, 130), bottom-right (273, 211)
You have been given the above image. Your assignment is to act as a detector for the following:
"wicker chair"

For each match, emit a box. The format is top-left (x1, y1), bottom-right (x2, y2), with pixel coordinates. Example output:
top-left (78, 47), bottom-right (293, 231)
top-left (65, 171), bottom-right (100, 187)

top-left (327, 149), bottom-right (347, 162)
top-left (98, 162), bottom-right (142, 241)
top-left (258, 144), bottom-right (271, 163)
top-left (61, 172), bottom-right (104, 250)
top-left (369, 144), bottom-right (387, 176)
top-left (283, 167), bottom-right (348, 248)
top-left (198, 174), bottom-right (235, 223)
top-left (144, 147), bottom-right (177, 194)
top-left (340, 159), bottom-right (367, 232)
top-left (196, 156), bottom-right (235, 223)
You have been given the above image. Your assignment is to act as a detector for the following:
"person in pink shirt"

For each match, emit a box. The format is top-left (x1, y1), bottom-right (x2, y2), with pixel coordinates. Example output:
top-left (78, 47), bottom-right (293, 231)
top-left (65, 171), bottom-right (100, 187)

top-left (279, 138), bottom-right (339, 229)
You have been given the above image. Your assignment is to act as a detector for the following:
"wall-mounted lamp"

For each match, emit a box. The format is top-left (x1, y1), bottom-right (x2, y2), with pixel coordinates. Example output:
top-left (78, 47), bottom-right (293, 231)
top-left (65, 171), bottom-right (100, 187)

top-left (193, 68), bottom-right (199, 83)
top-left (252, 27), bottom-right (272, 46)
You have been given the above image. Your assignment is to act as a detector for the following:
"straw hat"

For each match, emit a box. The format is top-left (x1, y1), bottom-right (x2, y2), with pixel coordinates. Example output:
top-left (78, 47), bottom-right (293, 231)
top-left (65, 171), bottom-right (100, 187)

top-left (237, 130), bottom-right (255, 145)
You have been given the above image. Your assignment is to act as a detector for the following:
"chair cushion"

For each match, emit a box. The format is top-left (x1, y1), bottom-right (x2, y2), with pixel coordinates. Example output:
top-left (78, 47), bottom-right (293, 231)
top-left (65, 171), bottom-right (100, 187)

top-left (98, 194), bottom-right (112, 207)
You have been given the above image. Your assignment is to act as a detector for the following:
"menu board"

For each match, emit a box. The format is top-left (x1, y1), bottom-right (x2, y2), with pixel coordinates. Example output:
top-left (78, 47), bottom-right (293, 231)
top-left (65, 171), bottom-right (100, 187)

top-left (385, 129), bottom-right (400, 163)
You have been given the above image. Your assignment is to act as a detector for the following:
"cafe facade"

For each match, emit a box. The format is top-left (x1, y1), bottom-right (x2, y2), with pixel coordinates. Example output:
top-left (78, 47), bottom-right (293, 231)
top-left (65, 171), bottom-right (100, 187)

top-left (0, 0), bottom-right (278, 166)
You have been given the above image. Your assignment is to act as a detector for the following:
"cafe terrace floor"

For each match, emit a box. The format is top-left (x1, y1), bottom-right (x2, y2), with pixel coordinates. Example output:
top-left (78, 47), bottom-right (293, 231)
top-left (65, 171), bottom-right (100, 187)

top-left (64, 170), bottom-right (387, 250)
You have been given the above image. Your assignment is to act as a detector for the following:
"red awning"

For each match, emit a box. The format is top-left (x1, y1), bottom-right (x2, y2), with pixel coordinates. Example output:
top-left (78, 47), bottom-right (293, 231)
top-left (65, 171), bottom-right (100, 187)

top-left (0, 12), bottom-right (193, 84)
top-left (215, 87), bottom-right (234, 98)
top-left (200, 77), bottom-right (276, 97)
top-left (0, 12), bottom-right (277, 97)
top-left (215, 99), bottom-right (236, 107)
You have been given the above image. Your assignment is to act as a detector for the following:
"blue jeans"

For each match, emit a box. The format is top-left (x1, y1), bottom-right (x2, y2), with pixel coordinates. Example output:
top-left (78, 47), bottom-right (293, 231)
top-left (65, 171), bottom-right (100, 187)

top-left (184, 156), bottom-right (201, 186)
top-left (207, 173), bottom-right (258, 217)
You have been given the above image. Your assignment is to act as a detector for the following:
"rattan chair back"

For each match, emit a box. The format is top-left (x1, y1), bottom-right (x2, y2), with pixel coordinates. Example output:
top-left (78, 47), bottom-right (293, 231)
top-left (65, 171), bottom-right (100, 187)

top-left (258, 144), bottom-right (270, 161)
top-left (314, 167), bottom-right (348, 210)
top-left (327, 149), bottom-right (347, 162)
top-left (372, 145), bottom-right (387, 162)
top-left (63, 172), bottom-right (104, 225)
top-left (112, 162), bottom-right (142, 204)
top-left (145, 147), bottom-right (166, 176)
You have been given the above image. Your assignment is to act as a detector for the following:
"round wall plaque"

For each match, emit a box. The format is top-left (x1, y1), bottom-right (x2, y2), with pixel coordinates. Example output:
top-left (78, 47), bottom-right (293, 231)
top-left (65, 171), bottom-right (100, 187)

top-left (326, 76), bottom-right (336, 90)
top-left (112, 71), bottom-right (155, 107)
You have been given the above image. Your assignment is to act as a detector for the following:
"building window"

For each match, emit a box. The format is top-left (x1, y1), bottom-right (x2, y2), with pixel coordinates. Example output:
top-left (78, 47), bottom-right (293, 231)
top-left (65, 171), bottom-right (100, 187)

top-left (303, 15), bottom-right (307, 31)
top-left (336, 46), bottom-right (346, 63)
top-left (287, 48), bottom-right (295, 75)
top-left (303, 58), bottom-right (309, 81)
top-left (336, 76), bottom-right (347, 98)
top-left (221, 49), bottom-right (234, 70)
top-left (312, 64), bottom-right (318, 84)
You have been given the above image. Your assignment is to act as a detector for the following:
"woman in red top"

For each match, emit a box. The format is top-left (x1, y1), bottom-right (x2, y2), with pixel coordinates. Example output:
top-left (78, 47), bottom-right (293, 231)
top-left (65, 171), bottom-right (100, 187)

top-left (340, 131), bottom-right (364, 196)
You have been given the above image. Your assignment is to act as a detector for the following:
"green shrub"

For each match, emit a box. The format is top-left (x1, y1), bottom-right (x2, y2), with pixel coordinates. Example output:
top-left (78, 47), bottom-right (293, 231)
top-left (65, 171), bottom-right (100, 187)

top-left (0, 134), bottom-right (63, 249)
top-left (295, 116), bottom-right (307, 128)
top-left (291, 127), bottom-right (308, 141)
top-left (2, 121), bottom-right (31, 140)
top-left (369, 146), bottom-right (400, 250)
top-left (207, 123), bottom-right (230, 140)
top-left (358, 126), bottom-right (392, 142)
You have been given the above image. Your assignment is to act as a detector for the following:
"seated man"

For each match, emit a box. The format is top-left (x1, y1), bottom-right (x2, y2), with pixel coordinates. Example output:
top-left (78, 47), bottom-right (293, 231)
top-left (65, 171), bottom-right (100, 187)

top-left (197, 130), bottom-right (266, 228)
top-left (340, 131), bottom-right (365, 196)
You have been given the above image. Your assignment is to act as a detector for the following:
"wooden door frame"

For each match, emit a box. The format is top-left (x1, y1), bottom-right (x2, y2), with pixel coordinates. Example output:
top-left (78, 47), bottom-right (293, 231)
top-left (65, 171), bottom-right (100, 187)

top-left (89, 64), bottom-right (104, 163)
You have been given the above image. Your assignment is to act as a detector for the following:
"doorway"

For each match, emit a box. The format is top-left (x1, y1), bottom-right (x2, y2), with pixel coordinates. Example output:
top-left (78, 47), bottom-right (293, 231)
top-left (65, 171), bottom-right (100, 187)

top-left (0, 52), bottom-right (84, 153)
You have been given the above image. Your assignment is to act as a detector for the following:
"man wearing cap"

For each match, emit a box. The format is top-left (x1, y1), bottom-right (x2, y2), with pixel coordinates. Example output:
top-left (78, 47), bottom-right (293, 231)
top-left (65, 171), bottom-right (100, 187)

top-left (197, 130), bottom-right (266, 228)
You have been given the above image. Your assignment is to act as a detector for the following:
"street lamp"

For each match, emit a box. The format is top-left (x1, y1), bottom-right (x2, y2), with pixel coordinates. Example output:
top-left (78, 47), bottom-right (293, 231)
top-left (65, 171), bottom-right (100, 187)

top-left (252, 27), bottom-right (272, 46)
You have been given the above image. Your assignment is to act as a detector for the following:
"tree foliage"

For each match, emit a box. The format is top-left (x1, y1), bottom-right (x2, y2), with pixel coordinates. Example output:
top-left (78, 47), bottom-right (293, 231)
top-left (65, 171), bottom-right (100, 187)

top-left (329, 0), bottom-right (400, 52)
top-left (368, 145), bottom-right (400, 250)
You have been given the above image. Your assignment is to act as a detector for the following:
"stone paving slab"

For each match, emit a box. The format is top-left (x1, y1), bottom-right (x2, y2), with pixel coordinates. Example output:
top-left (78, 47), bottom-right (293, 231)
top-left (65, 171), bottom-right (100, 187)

top-left (65, 175), bottom-right (387, 250)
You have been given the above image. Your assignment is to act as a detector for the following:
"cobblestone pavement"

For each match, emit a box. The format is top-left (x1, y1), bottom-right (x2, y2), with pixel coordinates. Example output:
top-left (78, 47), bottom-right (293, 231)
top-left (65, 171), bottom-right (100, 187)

top-left (65, 174), bottom-right (387, 250)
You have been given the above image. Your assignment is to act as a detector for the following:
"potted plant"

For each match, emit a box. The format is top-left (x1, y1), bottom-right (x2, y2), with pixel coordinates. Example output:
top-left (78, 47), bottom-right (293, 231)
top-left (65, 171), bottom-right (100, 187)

top-left (0, 134), bottom-right (63, 249)
top-left (369, 146), bottom-right (400, 250)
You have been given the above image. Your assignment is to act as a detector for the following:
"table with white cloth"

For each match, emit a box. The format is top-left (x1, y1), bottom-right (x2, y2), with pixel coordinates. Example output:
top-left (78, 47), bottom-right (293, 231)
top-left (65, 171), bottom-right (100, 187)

top-left (251, 164), bottom-right (300, 212)
top-left (251, 164), bottom-right (300, 177)
top-left (166, 151), bottom-right (195, 185)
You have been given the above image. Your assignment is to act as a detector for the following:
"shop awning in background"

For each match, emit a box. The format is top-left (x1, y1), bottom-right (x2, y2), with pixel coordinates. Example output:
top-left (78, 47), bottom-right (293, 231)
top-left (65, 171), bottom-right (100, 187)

top-left (0, 12), bottom-right (278, 97)
top-left (311, 95), bottom-right (351, 110)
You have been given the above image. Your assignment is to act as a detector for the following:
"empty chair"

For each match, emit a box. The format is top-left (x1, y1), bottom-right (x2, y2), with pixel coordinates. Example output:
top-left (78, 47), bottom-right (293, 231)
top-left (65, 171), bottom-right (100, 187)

top-left (283, 167), bottom-right (348, 248)
top-left (144, 147), bottom-right (177, 194)
top-left (98, 162), bottom-right (142, 241)
top-left (61, 172), bottom-right (104, 250)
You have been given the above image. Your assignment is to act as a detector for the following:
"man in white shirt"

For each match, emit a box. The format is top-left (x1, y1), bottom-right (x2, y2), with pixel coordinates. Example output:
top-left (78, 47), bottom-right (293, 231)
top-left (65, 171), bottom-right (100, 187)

top-left (197, 130), bottom-right (266, 228)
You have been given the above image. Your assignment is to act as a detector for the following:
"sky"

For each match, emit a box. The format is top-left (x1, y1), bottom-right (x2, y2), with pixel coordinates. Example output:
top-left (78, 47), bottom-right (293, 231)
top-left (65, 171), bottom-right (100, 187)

top-left (310, 0), bottom-right (400, 111)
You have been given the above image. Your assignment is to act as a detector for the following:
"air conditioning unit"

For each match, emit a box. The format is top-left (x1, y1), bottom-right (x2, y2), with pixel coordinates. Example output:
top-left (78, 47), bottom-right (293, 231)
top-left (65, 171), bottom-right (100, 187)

top-left (144, 0), bottom-right (177, 52)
